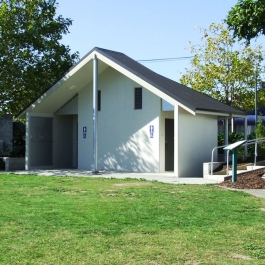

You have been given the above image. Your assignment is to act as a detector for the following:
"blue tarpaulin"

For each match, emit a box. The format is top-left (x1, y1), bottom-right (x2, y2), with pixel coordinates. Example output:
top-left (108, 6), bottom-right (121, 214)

top-left (220, 115), bottom-right (265, 126)
top-left (234, 115), bottom-right (265, 126)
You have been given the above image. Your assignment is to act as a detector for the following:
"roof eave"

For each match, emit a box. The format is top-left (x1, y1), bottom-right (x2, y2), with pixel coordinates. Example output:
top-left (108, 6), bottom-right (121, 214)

top-left (196, 109), bottom-right (247, 117)
top-left (16, 49), bottom-right (98, 119)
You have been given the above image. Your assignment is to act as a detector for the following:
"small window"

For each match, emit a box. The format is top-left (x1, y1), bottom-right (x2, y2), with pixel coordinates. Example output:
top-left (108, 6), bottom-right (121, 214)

top-left (134, 87), bottom-right (142, 109)
top-left (98, 90), bottom-right (101, 111)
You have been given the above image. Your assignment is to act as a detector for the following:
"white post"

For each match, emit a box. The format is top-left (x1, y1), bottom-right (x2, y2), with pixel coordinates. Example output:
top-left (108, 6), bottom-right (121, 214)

top-left (231, 117), bottom-right (234, 132)
top-left (254, 71), bottom-right (258, 166)
top-left (174, 105), bottom-right (179, 177)
top-left (244, 117), bottom-right (248, 158)
top-left (25, 112), bottom-right (30, 170)
top-left (224, 118), bottom-right (229, 162)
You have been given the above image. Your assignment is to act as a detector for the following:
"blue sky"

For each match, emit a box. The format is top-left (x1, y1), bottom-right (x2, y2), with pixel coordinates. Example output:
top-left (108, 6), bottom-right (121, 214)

top-left (57, 0), bottom-right (264, 82)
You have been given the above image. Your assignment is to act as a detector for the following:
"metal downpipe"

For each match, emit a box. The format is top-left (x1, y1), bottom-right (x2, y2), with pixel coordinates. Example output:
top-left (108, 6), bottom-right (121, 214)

top-left (93, 54), bottom-right (99, 173)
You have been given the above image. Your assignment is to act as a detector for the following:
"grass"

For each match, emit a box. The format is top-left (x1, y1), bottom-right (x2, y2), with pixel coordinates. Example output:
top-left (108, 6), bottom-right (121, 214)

top-left (0, 174), bottom-right (265, 265)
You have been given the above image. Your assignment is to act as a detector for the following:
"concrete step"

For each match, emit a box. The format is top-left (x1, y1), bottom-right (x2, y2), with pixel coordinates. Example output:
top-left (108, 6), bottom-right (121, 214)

top-left (246, 165), bottom-right (265, 171)
top-left (203, 174), bottom-right (225, 182)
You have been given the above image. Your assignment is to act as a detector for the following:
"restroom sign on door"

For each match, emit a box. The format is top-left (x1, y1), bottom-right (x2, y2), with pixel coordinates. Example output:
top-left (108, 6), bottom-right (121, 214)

top-left (83, 127), bottom-right (87, 138)
top-left (150, 125), bottom-right (154, 138)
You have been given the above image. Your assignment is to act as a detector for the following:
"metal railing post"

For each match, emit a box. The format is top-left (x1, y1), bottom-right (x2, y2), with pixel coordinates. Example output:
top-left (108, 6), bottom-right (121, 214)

top-left (226, 150), bottom-right (230, 176)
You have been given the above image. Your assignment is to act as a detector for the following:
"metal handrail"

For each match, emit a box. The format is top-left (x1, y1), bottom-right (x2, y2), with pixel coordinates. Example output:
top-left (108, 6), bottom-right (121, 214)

top-left (211, 145), bottom-right (226, 175)
top-left (210, 137), bottom-right (265, 175)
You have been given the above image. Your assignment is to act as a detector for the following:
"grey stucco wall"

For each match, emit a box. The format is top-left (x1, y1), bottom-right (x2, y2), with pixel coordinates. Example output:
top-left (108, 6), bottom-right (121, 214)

top-left (78, 67), bottom-right (161, 172)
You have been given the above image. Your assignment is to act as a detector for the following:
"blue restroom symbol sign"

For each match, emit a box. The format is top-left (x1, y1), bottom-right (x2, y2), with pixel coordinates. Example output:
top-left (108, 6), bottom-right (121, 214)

top-left (150, 125), bottom-right (154, 138)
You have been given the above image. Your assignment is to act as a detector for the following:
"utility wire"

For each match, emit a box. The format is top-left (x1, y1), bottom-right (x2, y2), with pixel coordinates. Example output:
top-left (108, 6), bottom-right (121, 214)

top-left (137, 56), bottom-right (194, 63)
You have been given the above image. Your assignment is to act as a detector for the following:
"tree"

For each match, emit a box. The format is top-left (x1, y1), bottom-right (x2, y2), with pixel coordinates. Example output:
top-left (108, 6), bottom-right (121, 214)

top-left (180, 23), bottom-right (264, 111)
top-left (0, 0), bottom-right (79, 116)
top-left (226, 0), bottom-right (265, 43)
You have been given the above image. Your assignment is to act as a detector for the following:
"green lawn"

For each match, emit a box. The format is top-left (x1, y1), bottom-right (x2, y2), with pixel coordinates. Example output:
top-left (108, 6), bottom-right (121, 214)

top-left (0, 174), bottom-right (265, 265)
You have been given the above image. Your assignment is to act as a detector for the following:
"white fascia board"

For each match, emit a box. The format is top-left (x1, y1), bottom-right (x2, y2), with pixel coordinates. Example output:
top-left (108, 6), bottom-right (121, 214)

top-left (196, 110), bottom-right (246, 118)
top-left (196, 110), bottom-right (230, 116)
top-left (66, 51), bottom-right (95, 77)
top-left (18, 52), bottom-right (96, 119)
top-left (95, 52), bottom-right (196, 115)
top-left (231, 114), bottom-right (247, 118)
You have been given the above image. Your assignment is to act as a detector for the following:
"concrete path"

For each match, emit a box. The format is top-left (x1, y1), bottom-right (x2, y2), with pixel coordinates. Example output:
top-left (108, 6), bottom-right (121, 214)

top-left (4, 169), bottom-right (265, 198)
top-left (240, 189), bottom-right (265, 198)
top-left (12, 169), bottom-right (220, 184)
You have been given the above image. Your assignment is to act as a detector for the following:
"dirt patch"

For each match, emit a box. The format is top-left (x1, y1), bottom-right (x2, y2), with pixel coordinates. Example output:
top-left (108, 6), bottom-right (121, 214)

top-left (219, 168), bottom-right (265, 189)
top-left (231, 254), bottom-right (252, 260)
top-left (114, 182), bottom-right (153, 188)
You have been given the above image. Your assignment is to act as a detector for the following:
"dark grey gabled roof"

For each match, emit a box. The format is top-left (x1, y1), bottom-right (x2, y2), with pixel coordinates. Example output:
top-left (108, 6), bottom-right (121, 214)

top-left (93, 47), bottom-right (245, 116)
top-left (17, 47), bottom-right (246, 118)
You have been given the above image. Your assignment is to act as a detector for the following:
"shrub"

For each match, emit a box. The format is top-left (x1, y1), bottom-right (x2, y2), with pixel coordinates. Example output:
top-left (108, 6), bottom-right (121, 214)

top-left (218, 132), bottom-right (244, 154)
top-left (256, 116), bottom-right (265, 157)
top-left (218, 132), bottom-right (256, 158)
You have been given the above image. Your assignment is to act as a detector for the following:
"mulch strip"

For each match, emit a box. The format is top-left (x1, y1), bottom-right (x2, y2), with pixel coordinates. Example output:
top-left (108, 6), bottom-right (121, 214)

top-left (219, 168), bottom-right (265, 189)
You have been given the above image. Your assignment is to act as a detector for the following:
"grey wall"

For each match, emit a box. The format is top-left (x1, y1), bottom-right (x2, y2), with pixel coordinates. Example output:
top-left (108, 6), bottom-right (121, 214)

top-left (178, 108), bottom-right (218, 177)
top-left (0, 115), bottom-right (13, 155)
top-left (53, 115), bottom-right (74, 168)
top-left (30, 117), bottom-right (53, 166)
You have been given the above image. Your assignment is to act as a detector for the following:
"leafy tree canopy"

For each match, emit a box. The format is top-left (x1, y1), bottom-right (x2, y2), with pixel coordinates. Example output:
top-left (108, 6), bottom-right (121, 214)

top-left (180, 23), bottom-right (264, 111)
top-left (226, 0), bottom-right (265, 43)
top-left (0, 0), bottom-right (79, 116)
